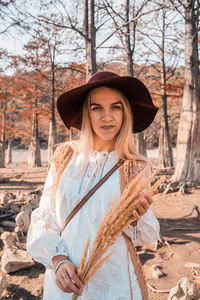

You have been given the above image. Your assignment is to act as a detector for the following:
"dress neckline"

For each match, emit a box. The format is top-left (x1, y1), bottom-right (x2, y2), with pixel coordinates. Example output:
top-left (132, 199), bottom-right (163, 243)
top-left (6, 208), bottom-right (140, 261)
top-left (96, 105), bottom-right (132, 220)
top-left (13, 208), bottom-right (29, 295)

top-left (91, 149), bottom-right (117, 156)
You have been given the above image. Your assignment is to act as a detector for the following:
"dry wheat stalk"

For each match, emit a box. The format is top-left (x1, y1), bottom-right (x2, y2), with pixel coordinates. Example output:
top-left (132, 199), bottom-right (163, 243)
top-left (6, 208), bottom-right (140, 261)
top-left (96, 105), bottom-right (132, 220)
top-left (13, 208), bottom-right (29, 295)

top-left (78, 239), bottom-right (90, 276)
top-left (71, 170), bottom-right (164, 300)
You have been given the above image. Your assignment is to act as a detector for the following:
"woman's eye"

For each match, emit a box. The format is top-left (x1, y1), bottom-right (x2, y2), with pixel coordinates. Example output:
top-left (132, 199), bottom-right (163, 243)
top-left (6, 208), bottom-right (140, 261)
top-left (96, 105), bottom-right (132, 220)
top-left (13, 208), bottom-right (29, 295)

top-left (92, 106), bottom-right (101, 111)
top-left (112, 105), bottom-right (121, 110)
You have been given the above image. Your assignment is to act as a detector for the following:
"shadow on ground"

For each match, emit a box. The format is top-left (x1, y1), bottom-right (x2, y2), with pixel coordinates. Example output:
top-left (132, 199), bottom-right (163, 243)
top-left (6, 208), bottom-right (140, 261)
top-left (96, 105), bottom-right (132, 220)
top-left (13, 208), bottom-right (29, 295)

top-left (158, 216), bottom-right (200, 243)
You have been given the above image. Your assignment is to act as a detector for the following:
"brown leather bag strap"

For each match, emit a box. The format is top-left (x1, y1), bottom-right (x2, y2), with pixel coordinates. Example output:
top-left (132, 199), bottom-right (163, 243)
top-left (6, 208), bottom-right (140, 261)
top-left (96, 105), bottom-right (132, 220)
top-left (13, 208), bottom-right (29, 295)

top-left (60, 159), bottom-right (125, 236)
top-left (122, 232), bottom-right (149, 300)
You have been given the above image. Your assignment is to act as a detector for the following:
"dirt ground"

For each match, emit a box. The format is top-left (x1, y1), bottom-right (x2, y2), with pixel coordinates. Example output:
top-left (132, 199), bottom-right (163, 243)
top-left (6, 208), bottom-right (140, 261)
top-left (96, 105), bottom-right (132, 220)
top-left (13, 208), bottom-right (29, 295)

top-left (0, 163), bottom-right (200, 300)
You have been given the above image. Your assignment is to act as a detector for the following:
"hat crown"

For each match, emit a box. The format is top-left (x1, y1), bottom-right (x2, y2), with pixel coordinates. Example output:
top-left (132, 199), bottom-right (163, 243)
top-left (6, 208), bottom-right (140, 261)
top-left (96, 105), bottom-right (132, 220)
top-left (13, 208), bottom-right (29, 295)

top-left (87, 71), bottom-right (120, 84)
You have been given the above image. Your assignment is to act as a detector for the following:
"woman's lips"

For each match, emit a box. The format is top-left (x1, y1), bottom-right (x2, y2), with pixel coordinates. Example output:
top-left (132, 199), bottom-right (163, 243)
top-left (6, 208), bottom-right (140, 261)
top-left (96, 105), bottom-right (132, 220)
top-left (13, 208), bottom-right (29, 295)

top-left (100, 125), bottom-right (114, 130)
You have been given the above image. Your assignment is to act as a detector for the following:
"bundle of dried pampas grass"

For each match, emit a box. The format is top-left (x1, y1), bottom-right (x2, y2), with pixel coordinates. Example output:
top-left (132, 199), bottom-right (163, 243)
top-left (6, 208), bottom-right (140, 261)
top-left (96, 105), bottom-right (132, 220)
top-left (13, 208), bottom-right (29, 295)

top-left (71, 168), bottom-right (163, 299)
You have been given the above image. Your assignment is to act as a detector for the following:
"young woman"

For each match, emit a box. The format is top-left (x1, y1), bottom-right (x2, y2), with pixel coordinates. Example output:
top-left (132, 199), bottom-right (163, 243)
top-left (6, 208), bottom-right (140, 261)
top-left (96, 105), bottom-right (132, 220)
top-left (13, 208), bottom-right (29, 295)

top-left (27, 71), bottom-right (160, 300)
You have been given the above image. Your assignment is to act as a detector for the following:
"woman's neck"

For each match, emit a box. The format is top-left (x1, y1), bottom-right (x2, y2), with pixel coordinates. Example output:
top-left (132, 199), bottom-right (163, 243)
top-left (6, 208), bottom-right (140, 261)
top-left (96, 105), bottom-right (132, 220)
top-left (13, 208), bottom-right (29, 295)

top-left (93, 139), bottom-right (116, 152)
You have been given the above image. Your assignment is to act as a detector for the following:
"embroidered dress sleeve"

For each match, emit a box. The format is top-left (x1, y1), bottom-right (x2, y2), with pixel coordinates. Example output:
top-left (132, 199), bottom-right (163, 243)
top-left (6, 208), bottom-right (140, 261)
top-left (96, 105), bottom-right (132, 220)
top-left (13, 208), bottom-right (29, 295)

top-left (26, 163), bottom-right (68, 268)
top-left (124, 165), bottom-right (160, 245)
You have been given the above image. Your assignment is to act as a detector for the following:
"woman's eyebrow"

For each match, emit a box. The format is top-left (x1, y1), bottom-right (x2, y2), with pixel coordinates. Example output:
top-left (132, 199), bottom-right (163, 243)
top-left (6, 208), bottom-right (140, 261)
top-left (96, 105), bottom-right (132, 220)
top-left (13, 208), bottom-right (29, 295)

top-left (111, 101), bottom-right (122, 105)
top-left (90, 101), bottom-right (122, 106)
top-left (90, 102), bottom-right (101, 106)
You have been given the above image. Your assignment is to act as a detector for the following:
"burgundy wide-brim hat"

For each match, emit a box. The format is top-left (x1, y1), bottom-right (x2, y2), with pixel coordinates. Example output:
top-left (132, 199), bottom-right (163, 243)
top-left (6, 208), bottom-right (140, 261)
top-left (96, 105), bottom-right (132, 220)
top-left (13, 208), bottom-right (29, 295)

top-left (57, 71), bottom-right (158, 133)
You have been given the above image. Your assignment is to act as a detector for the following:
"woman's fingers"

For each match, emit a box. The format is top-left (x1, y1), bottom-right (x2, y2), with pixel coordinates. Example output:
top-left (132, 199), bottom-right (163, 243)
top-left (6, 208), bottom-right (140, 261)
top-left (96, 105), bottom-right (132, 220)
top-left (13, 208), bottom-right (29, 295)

top-left (58, 276), bottom-right (72, 293)
top-left (56, 274), bottom-right (72, 293)
top-left (133, 193), bottom-right (153, 219)
top-left (62, 274), bottom-right (83, 296)
top-left (67, 264), bottom-right (84, 295)
top-left (55, 262), bottom-right (84, 295)
top-left (132, 209), bottom-right (140, 220)
top-left (68, 268), bottom-right (84, 290)
top-left (144, 193), bottom-right (153, 205)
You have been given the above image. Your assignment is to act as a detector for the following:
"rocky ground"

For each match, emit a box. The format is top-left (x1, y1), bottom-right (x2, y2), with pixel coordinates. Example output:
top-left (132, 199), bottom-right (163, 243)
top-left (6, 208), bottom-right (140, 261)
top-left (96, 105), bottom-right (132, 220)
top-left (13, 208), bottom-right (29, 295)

top-left (0, 161), bottom-right (200, 300)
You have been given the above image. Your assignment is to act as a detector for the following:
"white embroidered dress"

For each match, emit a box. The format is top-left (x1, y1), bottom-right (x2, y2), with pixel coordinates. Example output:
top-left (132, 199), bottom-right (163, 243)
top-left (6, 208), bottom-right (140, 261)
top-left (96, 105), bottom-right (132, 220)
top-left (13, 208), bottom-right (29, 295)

top-left (27, 150), bottom-right (160, 300)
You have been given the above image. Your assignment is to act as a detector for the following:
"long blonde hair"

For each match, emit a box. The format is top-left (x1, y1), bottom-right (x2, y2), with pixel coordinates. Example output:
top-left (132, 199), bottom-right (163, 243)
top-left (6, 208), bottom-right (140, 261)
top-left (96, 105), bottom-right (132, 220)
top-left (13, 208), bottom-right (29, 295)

top-left (68, 86), bottom-right (146, 170)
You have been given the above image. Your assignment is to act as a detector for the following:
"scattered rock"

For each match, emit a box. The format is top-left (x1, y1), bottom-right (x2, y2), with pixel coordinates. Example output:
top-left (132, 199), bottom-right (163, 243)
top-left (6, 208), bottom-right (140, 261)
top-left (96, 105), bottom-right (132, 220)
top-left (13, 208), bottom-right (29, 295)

top-left (15, 211), bottom-right (30, 234)
top-left (163, 182), bottom-right (180, 194)
top-left (0, 220), bottom-right (16, 228)
top-left (8, 202), bottom-right (20, 214)
top-left (0, 213), bottom-right (13, 220)
top-left (152, 264), bottom-right (167, 279)
top-left (1, 231), bottom-right (16, 250)
top-left (27, 194), bottom-right (40, 208)
top-left (30, 185), bottom-right (43, 196)
top-left (21, 203), bottom-right (33, 215)
top-left (168, 277), bottom-right (200, 300)
top-left (1, 248), bottom-right (34, 273)
top-left (0, 193), bottom-right (15, 206)
top-left (1, 231), bottom-right (34, 273)
top-left (16, 191), bottom-right (40, 209)
top-left (158, 181), bottom-right (168, 193)
top-left (178, 182), bottom-right (194, 195)
top-left (16, 192), bottom-right (28, 203)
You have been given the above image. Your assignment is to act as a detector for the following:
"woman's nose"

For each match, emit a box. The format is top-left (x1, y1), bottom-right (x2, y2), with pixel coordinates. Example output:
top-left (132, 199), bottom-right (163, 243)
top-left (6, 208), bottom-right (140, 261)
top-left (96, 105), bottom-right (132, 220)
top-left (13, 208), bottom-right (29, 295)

top-left (101, 109), bottom-right (113, 120)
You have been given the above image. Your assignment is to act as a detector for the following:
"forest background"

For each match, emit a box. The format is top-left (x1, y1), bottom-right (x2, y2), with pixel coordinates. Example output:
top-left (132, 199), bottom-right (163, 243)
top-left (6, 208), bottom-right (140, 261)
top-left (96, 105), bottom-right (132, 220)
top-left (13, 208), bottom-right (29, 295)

top-left (0, 0), bottom-right (199, 185)
top-left (0, 1), bottom-right (200, 299)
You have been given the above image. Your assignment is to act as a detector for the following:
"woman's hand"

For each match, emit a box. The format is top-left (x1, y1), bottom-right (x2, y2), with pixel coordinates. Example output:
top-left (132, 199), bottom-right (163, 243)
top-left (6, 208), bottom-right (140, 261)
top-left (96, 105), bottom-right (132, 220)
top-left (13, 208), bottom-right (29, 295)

top-left (132, 193), bottom-right (153, 221)
top-left (55, 261), bottom-right (84, 296)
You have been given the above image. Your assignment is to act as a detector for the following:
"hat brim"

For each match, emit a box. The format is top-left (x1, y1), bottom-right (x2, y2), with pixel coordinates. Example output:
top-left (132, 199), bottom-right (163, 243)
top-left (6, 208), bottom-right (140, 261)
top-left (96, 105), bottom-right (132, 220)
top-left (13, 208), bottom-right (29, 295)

top-left (57, 76), bottom-right (158, 133)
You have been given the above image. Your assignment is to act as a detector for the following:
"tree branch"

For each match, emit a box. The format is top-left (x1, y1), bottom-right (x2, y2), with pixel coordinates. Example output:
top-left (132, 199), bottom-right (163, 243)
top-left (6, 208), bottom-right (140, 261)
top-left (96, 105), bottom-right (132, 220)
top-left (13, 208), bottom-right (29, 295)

top-left (35, 68), bottom-right (51, 81)
top-left (95, 4), bottom-right (163, 49)
top-left (168, 0), bottom-right (185, 19)
top-left (0, 21), bottom-right (20, 34)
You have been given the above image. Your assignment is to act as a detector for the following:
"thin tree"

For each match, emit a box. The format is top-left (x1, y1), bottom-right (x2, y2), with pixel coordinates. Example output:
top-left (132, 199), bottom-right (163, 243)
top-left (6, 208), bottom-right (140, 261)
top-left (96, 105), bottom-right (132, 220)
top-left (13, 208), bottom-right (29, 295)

top-left (137, 0), bottom-right (183, 167)
top-left (24, 23), bottom-right (67, 165)
top-left (22, 42), bottom-right (44, 167)
top-left (156, 0), bottom-right (175, 167)
top-left (170, 0), bottom-right (200, 183)
top-left (84, 0), bottom-right (97, 79)
top-left (102, 0), bottom-right (150, 156)
top-left (0, 89), bottom-right (7, 167)
top-left (28, 88), bottom-right (42, 167)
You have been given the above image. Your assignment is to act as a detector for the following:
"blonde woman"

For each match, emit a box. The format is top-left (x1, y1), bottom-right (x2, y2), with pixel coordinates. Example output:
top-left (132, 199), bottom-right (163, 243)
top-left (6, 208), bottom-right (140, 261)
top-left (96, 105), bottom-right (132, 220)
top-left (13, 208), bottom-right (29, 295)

top-left (27, 71), bottom-right (160, 300)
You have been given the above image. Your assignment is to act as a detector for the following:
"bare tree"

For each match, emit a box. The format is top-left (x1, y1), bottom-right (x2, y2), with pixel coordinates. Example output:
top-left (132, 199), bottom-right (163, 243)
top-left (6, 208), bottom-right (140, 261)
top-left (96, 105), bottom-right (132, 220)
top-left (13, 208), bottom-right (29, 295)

top-left (84, 0), bottom-right (97, 79)
top-left (102, 0), bottom-right (151, 156)
top-left (137, 0), bottom-right (183, 167)
top-left (28, 94), bottom-right (42, 167)
top-left (0, 89), bottom-right (7, 167)
top-left (170, 0), bottom-right (200, 183)
top-left (6, 140), bottom-right (12, 164)
top-left (24, 22), bottom-right (68, 165)
top-left (25, 0), bottom-right (97, 79)
top-left (22, 41), bottom-right (44, 167)
top-left (157, 1), bottom-right (175, 167)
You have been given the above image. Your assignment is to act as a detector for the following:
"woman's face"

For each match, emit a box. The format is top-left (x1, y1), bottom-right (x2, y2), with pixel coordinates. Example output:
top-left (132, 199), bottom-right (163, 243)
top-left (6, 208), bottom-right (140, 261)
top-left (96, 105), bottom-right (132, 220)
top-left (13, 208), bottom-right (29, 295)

top-left (89, 86), bottom-right (124, 151)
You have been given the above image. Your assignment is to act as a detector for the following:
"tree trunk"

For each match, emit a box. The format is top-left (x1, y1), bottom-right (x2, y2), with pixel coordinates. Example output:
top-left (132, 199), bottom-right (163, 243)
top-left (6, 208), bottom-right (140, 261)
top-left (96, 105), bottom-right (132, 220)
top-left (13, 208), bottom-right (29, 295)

top-left (158, 90), bottom-right (174, 167)
top-left (0, 92), bottom-right (7, 168)
top-left (134, 133), bottom-right (147, 157)
top-left (125, 0), bottom-right (146, 157)
top-left (158, 6), bottom-right (174, 168)
top-left (125, 0), bottom-right (133, 76)
top-left (48, 73), bottom-right (57, 166)
top-left (6, 140), bottom-right (12, 164)
top-left (84, 0), bottom-right (97, 80)
top-left (173, 1), bottom-right (200, 183)
top-left (29, 97), bottom-right (42, 167)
